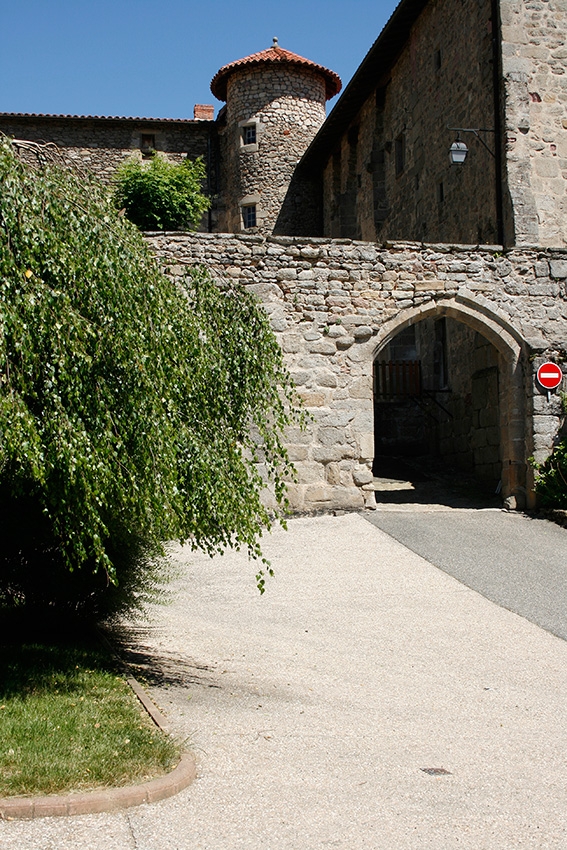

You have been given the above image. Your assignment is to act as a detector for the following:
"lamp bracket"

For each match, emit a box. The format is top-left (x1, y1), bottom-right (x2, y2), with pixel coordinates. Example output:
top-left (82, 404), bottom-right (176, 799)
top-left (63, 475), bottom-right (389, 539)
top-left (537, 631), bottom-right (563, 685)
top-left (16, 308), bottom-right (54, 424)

top-left (447, 127), bottom-right (496, 158)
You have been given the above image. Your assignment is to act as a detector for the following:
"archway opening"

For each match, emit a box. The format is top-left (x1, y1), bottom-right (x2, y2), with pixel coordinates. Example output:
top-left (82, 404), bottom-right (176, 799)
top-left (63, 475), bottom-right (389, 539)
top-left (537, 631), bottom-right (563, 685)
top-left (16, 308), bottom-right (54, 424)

top-left (373, 315), bottom-right (505, 505)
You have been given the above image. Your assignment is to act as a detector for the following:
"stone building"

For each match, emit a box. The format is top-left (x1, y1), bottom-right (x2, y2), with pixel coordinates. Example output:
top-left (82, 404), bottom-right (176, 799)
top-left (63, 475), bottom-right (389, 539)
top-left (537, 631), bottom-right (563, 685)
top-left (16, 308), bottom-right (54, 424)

top-left (210, 38), bottom-right (341, 235)
top-left (303, 0), bottom-right (567, 249)
top-left (1, 0), bottom-right (567, 512)
top-left (0, 39), bottom-right (341, 237)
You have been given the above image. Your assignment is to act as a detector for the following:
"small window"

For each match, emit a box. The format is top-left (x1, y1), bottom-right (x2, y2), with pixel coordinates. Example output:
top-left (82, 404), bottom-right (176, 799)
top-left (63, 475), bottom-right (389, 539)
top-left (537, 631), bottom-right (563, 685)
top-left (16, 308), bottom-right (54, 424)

top-left (438, 181), bottom-right (445, 203)
top-left (395, 134), bottom-right (405, 176)
top-left (242, 205), bottom-right (257, 229)
top-left (434, 49), bottom-right (442, 72)
top-left (242, 125), bottom-right (256, 145)
top-left (433, 318), bottom-right (448, 389)
top-left (140, 134), bottom-right (155, 158)
top-left (332, 151), bottom-right (341, 192)
top-left (347, 126), bottom-right (359, 147)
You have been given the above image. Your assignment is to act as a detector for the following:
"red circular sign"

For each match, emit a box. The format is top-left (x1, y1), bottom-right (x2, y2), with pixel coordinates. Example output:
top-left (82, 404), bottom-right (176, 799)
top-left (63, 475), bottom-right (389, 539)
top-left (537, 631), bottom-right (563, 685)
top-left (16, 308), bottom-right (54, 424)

top-left (537, 362), bottom-right (563, 390)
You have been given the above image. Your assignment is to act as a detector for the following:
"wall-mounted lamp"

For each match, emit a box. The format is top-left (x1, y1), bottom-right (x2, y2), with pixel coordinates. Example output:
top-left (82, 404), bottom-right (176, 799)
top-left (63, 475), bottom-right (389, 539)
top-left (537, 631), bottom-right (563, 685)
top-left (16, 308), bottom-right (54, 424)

top-left (449, 140), bottom-right (468, 164)
top-left (448, 127), bottom-right (495, 163)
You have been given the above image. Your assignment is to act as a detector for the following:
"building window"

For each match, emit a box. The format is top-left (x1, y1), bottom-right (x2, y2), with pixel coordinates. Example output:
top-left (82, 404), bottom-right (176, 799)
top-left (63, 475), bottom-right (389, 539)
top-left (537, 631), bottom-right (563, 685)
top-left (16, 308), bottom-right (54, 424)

top-left (242, 205), bottom-right (257, 228)
top-left (438, 181), bottom-right (445, 203)
top-left (239, 120), bottom-right (260, 152)
top-left (434, 49), bottom-right (442, 72)
top-left (348, 126), bottom-right (359, 148)
top-left (332, 150), bottom-right (341, 192)
top-left (140, 134), bottom-right (155, 158)
top-left (433, 318), bottom-right (448, 389)
top-left (395, 133), bottom-right (405, 176)
top-left (242, 125), bottom-right (256, 145)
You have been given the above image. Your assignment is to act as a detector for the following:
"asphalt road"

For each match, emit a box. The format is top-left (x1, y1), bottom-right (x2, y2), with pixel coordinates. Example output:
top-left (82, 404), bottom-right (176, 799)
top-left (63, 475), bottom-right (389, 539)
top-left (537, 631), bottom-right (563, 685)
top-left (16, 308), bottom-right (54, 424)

top-left (364, 509), bottom-right (567, 641)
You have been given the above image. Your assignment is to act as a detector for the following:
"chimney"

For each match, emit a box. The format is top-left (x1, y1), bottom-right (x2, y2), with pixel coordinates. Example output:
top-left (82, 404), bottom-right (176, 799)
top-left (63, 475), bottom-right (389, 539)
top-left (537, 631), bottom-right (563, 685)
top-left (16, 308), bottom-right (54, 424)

top-left (194, 104), bottom-right (215, 120)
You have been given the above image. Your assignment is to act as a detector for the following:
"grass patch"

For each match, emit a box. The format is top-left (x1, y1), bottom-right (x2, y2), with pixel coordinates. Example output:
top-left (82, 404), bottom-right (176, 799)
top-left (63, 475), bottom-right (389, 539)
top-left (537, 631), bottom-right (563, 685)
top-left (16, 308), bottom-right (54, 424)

top-left (0, 632), bottom-right (180, 798)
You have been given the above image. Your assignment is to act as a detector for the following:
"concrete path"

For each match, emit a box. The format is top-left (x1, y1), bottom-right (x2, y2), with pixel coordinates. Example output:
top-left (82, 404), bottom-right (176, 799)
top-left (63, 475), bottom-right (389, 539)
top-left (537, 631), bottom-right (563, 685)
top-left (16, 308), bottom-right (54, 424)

top-left (1, 513), bottom-right (567, 849)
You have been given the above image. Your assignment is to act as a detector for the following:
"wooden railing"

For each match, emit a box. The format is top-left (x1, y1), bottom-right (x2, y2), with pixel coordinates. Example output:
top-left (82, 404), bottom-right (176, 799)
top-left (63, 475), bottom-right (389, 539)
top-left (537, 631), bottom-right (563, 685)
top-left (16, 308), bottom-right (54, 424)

top-left (374, 360), bottom-right (422, 398)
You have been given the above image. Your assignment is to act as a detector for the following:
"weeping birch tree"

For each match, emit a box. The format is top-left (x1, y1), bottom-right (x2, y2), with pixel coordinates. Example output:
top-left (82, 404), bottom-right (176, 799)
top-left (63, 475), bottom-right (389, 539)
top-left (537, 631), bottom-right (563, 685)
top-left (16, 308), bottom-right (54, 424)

top-left (0, 137), bottom-right (300, 617)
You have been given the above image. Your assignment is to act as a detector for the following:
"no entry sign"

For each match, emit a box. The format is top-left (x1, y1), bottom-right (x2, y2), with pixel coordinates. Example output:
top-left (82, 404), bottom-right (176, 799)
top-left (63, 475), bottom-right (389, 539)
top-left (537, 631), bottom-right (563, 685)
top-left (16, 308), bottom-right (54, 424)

top-left (536, 362), bottom-right (563, 391)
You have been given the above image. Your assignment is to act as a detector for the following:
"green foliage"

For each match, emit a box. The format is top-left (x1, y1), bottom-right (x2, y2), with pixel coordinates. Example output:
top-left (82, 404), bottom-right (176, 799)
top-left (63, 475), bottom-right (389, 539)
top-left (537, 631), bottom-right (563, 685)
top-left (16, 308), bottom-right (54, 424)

top-left (113, 153), bottom-right (210, 231)
top-left (0, 137), bottom-right (301, 616)
top-left (533, 437), bottom-right (567, 509)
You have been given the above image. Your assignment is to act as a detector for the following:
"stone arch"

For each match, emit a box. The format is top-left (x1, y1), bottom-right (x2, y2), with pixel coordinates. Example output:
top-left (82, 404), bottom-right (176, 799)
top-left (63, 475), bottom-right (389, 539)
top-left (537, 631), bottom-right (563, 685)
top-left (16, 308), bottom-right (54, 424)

top-left (372, 296), bottom-right (529, 508)
top-left (373, 295), bottom-right (524, 363)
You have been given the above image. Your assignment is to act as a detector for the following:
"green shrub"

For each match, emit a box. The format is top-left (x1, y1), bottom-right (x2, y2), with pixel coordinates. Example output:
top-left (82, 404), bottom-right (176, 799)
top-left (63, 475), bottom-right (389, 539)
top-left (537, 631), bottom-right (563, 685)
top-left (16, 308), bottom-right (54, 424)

top-left (0, 137), bottom-right (300, 618)
top-left (113, 153), bottom-right (210, 231)
top-left (533, 437), bottom-right (567, 508)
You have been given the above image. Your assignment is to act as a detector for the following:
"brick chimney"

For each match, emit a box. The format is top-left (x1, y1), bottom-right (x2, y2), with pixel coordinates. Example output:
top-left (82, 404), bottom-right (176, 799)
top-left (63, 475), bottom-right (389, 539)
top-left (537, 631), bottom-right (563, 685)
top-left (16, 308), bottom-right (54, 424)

top-left (193, 104), bottom-right (215, 120)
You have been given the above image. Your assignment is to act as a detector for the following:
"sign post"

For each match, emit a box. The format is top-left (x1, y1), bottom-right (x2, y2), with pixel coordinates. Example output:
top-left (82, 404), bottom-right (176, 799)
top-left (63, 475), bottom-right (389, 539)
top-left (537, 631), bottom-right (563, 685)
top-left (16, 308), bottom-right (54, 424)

top-left (536, 362), bottom-right (563, 402)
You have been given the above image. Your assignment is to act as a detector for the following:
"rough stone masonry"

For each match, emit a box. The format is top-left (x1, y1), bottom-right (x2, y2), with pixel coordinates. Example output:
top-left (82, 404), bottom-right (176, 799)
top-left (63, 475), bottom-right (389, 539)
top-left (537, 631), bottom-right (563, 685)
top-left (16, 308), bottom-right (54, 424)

top-left (148, 232), bottom-right (567, 513)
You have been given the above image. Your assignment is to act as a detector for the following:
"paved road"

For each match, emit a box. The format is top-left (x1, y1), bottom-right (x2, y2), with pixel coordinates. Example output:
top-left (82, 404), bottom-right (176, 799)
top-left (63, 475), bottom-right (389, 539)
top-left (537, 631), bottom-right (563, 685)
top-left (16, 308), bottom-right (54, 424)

top-left (364, 508), bottom-right (567, 641)
top-left (1, 513), bottom-right (566, 849)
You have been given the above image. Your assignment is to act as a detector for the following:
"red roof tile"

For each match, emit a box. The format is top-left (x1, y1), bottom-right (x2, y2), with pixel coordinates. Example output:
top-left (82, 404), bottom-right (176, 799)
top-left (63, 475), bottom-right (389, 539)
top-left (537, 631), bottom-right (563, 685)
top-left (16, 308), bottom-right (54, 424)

top-left (210, 42), bottom-right (341, 102)
top-left (0, 112), bottom-right (205, 123)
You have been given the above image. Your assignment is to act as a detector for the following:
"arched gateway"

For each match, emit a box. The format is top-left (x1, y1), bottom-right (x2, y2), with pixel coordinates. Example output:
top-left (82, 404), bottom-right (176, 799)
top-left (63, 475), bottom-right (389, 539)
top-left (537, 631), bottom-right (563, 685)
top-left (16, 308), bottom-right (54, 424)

top-left (372, 299), bottom-right (529, 509)
top-left (149, 234), bottom-right (565, 516)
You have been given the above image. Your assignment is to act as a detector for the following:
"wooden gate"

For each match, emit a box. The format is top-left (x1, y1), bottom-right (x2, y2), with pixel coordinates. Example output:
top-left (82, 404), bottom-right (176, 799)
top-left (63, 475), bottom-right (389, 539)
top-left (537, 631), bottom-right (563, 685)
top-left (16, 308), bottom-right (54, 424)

top-left (374, 360), bottom-right (422, 398)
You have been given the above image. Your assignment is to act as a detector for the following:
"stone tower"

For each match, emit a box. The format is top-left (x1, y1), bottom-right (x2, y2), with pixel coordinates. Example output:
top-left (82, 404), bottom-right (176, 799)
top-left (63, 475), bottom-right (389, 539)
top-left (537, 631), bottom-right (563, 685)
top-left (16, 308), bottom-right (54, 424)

top-left (210, 39), bottom-right (341, 234)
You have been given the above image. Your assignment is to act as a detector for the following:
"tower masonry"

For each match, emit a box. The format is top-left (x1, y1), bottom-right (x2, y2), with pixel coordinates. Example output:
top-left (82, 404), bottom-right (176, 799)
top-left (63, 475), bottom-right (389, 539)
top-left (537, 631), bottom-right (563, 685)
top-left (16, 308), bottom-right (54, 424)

top-left (211, 39), bottom-right (341, 234)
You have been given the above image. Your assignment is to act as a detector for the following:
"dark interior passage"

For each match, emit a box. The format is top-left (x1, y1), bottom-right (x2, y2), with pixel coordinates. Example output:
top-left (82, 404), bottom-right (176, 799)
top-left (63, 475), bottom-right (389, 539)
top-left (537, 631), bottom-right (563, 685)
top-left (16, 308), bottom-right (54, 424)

top-left (373, 317), bottom-right (502, 494)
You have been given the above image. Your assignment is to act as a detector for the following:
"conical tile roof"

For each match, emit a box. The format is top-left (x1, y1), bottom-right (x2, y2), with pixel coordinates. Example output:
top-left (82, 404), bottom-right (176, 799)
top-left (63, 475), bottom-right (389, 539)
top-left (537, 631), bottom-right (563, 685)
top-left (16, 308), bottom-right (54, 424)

top-left (210, 40), bottom-right (341, 101)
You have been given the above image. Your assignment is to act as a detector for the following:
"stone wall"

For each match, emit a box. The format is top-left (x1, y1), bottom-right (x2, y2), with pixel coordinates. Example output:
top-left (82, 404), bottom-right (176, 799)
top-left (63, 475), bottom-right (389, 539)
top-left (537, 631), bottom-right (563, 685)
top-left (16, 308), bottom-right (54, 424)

top-left (500, 0), bottom-right (567, 247)
top-left (0, 115), bottom-right (214, 185)
top-left (321, 0), bottom-right (498, 245)
top-left (218, 66), bottom-right (328, 235)
top-left (147, 231), bottom-right (567, 511)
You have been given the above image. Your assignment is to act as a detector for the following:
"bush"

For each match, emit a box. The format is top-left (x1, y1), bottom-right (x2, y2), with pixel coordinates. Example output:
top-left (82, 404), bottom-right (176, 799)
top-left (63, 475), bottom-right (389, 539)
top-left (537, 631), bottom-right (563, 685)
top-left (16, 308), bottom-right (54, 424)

top-left (532, 393), bottom-right (567, 509)
top-left (533, 438), bottom-right (567, 508)
top-left (113, 153), bottom-right (210, 231)
top-left (0, 137), bottom-right (300, 618)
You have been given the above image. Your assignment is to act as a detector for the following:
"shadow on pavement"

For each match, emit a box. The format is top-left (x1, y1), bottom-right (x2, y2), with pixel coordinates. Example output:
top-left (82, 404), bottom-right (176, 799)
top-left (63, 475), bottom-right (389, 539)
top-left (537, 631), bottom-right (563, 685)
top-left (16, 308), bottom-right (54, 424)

top-left (106, 624), bottom-right (221, 690)
top-left (372, 456), bottom-right (502, 509)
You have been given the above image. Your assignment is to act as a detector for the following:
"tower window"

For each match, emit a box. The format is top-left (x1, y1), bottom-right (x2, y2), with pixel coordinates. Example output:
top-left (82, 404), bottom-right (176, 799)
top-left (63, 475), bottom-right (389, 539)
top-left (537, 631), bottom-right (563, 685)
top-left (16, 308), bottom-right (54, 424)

top-left (242, 205), bottom-right (257, 228)
top-left (140, 134), bottom-right (155, 158)
top-left (242, 125), bottom-right (256, 145)
top-left (239, 119), bottom-right (260, 151)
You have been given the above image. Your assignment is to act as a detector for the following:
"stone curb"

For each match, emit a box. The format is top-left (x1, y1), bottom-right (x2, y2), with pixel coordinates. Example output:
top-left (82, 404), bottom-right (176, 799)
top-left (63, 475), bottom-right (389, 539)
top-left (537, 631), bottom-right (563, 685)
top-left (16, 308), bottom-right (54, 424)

top-left (0, 753), bottom-right (196, 820)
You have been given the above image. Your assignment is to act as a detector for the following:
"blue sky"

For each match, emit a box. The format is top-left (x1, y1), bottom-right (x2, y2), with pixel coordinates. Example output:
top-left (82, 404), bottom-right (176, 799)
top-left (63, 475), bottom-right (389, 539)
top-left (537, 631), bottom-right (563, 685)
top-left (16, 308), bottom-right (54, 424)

top-left (0, 0), bottom-right (399, 119)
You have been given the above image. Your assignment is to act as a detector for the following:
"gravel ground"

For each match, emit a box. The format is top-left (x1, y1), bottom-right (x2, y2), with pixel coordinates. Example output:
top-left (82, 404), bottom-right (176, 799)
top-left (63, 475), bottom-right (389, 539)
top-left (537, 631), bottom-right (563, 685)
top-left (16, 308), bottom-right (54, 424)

top-left (1, 512), bottom-right (566, 849)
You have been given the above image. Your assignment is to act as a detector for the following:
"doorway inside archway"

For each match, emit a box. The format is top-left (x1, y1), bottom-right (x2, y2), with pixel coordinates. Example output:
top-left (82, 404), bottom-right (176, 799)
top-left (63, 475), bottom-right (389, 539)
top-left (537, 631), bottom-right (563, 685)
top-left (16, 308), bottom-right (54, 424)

top-left (373, 316), bottom-right (503, 506)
